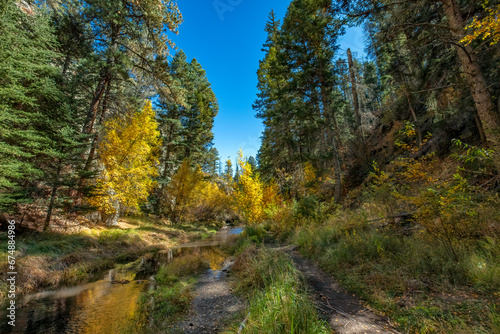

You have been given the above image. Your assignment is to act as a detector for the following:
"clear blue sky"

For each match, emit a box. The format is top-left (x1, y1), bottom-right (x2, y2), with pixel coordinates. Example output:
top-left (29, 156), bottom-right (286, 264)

top-left (171, 0), bottom-right (365, 166)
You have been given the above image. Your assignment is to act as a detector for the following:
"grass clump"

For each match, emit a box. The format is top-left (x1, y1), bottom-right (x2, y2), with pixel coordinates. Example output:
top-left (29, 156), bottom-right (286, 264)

top-left (231, 245), bottom-right (330, 334)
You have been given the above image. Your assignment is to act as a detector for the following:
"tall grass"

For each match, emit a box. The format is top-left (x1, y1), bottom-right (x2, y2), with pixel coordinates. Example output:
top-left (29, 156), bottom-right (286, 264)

top-left (291, 212), bottom-right (500, 333)
top-left (232, 246), bottom-right (330, 334)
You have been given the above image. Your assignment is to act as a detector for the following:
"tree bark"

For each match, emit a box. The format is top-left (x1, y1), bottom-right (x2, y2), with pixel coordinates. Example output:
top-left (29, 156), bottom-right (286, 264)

top-left (441, 0), bottom-right (500, 167)
top-left (400, 73), bottom-right (423, 147)
top-left (83, 77), bottom-right (108, 135)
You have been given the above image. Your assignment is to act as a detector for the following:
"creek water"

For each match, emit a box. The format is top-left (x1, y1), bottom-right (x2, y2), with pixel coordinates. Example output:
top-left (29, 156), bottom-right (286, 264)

top-left (0, 226), bottom-right (243, 334)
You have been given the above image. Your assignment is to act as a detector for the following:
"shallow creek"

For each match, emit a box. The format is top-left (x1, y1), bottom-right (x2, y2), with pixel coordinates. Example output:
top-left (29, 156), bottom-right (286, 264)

top-left (0, 226), bottom-right (243, 334)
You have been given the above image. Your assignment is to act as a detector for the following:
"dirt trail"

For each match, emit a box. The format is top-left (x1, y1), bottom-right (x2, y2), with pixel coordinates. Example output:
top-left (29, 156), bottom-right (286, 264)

top-left (173, 258), bottom-right (243, 333)
top-left (289, 249), bottom-right (400, 334)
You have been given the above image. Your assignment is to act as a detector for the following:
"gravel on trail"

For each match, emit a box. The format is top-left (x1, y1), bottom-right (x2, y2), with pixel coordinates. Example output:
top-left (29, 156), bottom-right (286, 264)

top-left (172, 258), bottom-right (244, 334)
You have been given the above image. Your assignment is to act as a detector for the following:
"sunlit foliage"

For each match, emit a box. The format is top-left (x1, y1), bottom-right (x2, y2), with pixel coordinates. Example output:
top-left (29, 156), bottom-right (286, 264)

top-left (89, 101), bottom-right (160, 216)
top-left (462, 2), bottom-right (500, 46)
top-left (234, 149), bottom-right (265, 225)
top-left (160, 158), bottom-right (232, 223)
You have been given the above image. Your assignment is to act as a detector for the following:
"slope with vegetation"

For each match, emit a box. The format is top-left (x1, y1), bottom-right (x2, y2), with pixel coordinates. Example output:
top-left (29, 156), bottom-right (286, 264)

top-left (227, 0), bottom-right (500, 332)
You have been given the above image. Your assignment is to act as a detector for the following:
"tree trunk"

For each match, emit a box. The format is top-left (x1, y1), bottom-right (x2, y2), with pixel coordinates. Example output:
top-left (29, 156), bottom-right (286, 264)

top-left (400, 74), bottom-right (423, 147)
top-left (473, 109), bottom-right (487, 146)
top-left (347, 48), bottom-right (366, 158)
top-left (318, 72), bottom-right (343, 203)
top-left (44, 164), bottom-right (62, 231)
top-left (101, 200), bottom-right (120, 226)
top-left (83, 80), bottom-right (112, 172)
top-left (441, 0), bottom-right (500, 167)
top-left (82, 23), bottom-right (119, 174)
top-left (331, 131), bottom-right (343, 203)
top-left (83, 77), bottom-right (108, 135)
top-left (44, 185), bottom-right (58, 231)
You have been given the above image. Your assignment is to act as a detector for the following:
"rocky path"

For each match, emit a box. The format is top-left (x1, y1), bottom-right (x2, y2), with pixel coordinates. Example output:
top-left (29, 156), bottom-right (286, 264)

top-left (172, 243), bottom-right (400, 334)
top-left (173, 258), bottom-right (243, 333)
top-left (289, 249), bottom-right (401, 334)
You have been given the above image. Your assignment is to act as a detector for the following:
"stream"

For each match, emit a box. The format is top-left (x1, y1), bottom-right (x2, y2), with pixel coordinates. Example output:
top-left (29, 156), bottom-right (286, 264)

top-left (0, 226), bottom-right (243, 334)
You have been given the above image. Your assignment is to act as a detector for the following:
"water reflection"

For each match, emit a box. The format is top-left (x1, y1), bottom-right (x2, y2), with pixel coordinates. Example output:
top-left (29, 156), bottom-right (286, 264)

top-left (0, 227), bottom-right (242, 334)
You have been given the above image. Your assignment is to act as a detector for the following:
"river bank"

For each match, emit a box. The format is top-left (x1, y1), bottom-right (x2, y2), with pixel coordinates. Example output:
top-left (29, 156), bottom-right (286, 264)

top-left (0, 216), bottom-right (221, 303)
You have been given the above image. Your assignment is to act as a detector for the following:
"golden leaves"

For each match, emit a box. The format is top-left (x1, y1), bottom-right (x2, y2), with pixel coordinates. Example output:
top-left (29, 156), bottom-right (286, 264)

top-left (89, 101), bottom-right (160, 214)
top-left (462, 4), bottom-right (500, 46)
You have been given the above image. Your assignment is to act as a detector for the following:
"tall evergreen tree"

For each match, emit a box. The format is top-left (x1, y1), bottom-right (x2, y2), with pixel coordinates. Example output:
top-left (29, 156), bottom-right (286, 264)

top-left (155, 50), bottom-right (218, 215)
top-left (0, 2), bottom-right (63, 210)
top-left (255, 1), bottom-right (344, 201)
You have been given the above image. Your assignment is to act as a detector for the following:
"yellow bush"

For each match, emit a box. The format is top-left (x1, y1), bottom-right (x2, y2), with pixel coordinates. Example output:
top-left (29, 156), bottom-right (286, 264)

top-left (185, 176), bottom-right (234, 222)
top-left (368, 124), bottom-right (495, 255)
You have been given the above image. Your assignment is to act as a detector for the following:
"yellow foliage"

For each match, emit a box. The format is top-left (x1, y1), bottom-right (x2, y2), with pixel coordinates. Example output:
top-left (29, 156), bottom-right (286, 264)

top-left (301, 162), bottom-right (318, 195)
top-left (162, 159), bottom-right (202, 222)
top-left (161, 158), bottom-right (233, 223)
top-left (262, 179), bottom-right (282, 208)
top-left (234, 149), bottom-right (265, 225)
top-left (370, 150), bottom-right (488, 244)
top-left (233, 149), bottom-right (288, 225)
top-left (89, 101), bottom-right (160, 214)
top-left (462, 3), bottom-right (500, 46)
top-left (186, 174), bottom-right (233, 222)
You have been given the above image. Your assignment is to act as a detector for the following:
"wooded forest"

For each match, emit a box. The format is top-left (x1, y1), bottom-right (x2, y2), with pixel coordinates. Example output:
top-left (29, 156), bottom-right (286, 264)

top-left (1, 0), bottom-right (500, 333)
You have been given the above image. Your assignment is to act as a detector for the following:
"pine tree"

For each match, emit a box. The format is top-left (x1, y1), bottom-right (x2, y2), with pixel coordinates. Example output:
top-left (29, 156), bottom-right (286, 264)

top-left (255, 1), bottom-right (344, 201)
top-left (75, 0), bottom-right (182, 175)
top-left (155, 50), bottom-right (219, 214)
top-left (0, 2), bottom-right (63, 210)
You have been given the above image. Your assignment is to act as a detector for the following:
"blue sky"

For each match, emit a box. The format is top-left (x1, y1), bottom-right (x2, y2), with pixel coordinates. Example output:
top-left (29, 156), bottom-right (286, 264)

top-left (171, 0), bottom-right (365, 166)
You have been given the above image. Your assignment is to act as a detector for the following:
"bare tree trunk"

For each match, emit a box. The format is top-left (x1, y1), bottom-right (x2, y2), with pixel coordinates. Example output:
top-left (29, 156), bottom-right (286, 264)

top-left (347, 48), bottom-right (366, 158)
top-left (441, 0), bottom-right (500, 167)
top-left (84, 80), bottom-right (111, 172)
top-left (400, 74), bottom-right (423, 147)
top-left (473, 109), bottom-right (487, 146)
top-left (83, 78), bottom-right (108, 136)
top-left (44, 185), bottom-right (58, 231)
top-left (80, 24), bottom-right (119, 192)
top-left (318, 73), bottom-right (343, 203)
top-left (331, 131), bottom-right (343, 203)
